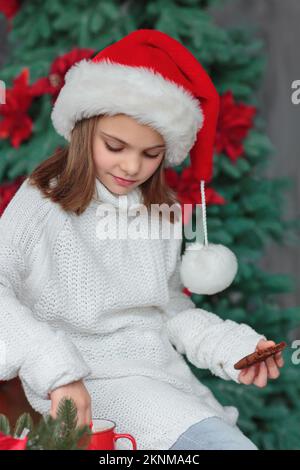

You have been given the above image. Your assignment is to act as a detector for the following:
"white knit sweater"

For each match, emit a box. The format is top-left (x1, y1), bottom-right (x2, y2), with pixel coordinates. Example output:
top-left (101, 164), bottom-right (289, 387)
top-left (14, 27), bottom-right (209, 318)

top-left (0, 177), bottom-right (266, 450)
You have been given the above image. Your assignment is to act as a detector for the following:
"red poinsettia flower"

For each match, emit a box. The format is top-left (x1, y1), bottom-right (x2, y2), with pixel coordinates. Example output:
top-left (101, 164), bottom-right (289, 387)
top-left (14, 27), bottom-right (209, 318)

top-left (0, 0), bottom-right (20, 19)
top-left (0, 68), bottom-right (35, 148)
top-left (165, 166), bottom-right (225, 225)
top-left (31, 48), bottom-right (95, 102)
top-left (215, 90), bottom-right (256, 162)
top-left (182, 287), bottom-right (192, 297)
top-left (0, 175), bottom-right (26, 216)
top-left (0, 431), bottom-right (28, 450)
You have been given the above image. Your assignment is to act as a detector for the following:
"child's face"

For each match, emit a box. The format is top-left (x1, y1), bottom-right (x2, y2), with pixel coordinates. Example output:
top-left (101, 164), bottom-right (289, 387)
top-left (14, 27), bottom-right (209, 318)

top-left (92, 113), bottom-right (166, 194)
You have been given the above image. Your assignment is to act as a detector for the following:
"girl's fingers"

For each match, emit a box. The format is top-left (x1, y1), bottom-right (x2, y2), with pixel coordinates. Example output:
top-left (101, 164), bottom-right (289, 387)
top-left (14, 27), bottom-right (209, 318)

top-left (253, 362), bottom-right (261, 380)
top-left (50, 401), bottom-right (57, 420)
top-left (240, 364), bottom-right (258, 384)
top-left (275, 352), bottom-right (284, 367)
top-left (50, 408), bottom-right (56, 420)
top-left (82, 412), bottom-right (90, 430)
top-left (265, 355), bottom-right (280, 379)
top-left (77, 410), bottom-right (87, 428)
top-left (256, 340), bottom-right (275, 351)
top-left (239, 339), bottom-right (285, 384)
top-left (253, 361), bottom-right (268, 387)
top-left (86, 406), bottom-right (92, 429)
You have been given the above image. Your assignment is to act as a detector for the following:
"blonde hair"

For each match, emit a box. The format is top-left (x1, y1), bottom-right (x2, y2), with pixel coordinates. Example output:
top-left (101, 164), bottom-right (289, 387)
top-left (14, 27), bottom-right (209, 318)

top-left (28, 115), bottom-right (179, 223)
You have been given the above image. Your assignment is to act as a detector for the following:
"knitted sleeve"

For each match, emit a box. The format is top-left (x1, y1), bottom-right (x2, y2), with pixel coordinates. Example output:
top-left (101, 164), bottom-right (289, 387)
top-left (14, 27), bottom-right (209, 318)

top-left (161, 242), bottom-right (267, 384)
top-left (0, 179), bottom-right (91, 400)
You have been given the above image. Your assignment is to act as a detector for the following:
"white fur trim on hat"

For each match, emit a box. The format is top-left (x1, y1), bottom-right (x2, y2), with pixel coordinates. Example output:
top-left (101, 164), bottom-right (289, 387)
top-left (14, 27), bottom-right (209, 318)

top-left (51, 58), bottom-right (204, 167)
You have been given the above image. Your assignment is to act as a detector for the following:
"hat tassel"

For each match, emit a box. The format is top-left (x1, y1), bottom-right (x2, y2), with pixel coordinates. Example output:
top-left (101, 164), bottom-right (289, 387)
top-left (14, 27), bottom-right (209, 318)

top-left (179, 180), bottom-right (238, 295)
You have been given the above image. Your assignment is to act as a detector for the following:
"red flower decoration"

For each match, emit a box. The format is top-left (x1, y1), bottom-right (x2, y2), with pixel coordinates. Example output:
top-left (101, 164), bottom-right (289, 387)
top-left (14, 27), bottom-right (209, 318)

top-left (165, 166), bottom-right (225, 225)
top-left (0, 432), bottom-right (27, 450)
top-left (0, 68), bottom-right (35, 148)
top-left (215, 90), bottom-right (256, 162)
top-left (0, 0), bottom-right (20, 32)
top-left (0, 175), bottom-right (25, 216)
top-left (0, 0), bottom-right (20, 19)
top-left (0, 49), bottom-right (95, 148)
top-left (31, 48), bottom-right (95, 102)
top-left (182, 287), bottom-right (192, 297)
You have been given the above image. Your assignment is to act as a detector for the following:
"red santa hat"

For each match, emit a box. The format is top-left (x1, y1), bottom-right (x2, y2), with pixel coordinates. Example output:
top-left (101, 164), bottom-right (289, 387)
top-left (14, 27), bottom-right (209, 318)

top-left (51, 29), bottom-right (238, 295)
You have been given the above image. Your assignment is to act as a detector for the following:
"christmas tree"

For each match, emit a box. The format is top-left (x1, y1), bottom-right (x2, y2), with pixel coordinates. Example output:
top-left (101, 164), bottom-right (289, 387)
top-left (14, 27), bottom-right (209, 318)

top-left (0, 0), bottom-right (300, 450)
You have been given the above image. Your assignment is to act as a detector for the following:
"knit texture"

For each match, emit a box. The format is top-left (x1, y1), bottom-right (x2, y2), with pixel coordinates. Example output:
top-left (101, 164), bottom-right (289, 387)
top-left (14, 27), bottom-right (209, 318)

top-left (0, 177), bottom-right (266, 450)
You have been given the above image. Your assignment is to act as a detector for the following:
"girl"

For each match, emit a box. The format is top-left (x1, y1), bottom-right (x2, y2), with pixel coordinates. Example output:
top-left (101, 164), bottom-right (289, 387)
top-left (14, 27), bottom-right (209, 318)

top-left (0, 30), bottom-right (284, 450)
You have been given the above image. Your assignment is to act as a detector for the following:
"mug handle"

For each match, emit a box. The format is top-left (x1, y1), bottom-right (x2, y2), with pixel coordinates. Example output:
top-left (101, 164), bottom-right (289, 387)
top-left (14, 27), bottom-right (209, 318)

top-left (113, 433), bottom-right (137, 450)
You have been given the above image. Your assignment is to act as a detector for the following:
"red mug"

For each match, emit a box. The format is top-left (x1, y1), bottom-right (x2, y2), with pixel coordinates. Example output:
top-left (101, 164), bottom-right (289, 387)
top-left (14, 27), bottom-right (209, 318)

top-left (87, 419), bottom-right (137, 450)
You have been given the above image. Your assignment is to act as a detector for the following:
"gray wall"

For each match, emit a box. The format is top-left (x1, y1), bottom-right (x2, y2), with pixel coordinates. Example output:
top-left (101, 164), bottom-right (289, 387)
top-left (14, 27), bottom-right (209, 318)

top-left (210, 0), bottom-right (300, 312)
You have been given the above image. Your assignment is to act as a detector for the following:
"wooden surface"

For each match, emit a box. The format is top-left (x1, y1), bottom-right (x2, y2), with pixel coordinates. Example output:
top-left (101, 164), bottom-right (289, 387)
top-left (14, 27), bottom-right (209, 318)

top-left (0, 378), bottom-right (42, 429)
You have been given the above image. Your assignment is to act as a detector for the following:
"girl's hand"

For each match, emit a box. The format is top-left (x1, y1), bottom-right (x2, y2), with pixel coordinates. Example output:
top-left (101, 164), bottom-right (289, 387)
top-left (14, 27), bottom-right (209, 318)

top-left (238, 339), bottom-right (285, 387)
top-left (49, 379), bottom-right (92, 428)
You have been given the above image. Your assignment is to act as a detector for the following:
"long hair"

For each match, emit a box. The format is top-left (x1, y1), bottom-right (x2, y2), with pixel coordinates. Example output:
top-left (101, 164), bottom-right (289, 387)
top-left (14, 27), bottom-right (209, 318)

top-left (28, 115), bottom-right (180, 223)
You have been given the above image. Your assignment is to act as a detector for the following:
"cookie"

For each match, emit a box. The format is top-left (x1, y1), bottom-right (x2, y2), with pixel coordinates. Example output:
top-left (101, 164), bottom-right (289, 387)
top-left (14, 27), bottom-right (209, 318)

top-left (234, 341), bottom-right (286, 370)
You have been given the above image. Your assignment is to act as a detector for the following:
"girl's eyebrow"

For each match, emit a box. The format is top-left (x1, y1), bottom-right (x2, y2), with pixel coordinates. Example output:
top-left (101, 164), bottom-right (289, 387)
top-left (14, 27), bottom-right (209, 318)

top-left (99, 130), bottom-right (166, 150)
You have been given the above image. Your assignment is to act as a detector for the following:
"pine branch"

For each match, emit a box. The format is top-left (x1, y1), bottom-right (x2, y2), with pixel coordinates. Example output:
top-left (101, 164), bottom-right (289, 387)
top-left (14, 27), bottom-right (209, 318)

top-left (0, 397), bottom-right (92, 450)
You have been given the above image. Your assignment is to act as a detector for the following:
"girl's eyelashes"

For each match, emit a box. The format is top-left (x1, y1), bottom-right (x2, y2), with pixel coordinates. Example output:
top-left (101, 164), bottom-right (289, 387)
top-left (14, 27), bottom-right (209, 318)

top-left (104, 142), bottom-right (124, 152)
top-left (104, 142), bottom-right (160, 158)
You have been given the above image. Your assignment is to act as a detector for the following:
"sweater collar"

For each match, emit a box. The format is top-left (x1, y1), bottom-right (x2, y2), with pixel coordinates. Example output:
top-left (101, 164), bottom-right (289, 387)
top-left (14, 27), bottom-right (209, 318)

top-left (94, 177), bottom-right (143, 211)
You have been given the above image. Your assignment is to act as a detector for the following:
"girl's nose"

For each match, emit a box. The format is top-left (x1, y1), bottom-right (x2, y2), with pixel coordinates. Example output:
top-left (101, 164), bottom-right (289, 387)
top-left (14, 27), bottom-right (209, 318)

top-left (119, 153), bottom-right (141, 176)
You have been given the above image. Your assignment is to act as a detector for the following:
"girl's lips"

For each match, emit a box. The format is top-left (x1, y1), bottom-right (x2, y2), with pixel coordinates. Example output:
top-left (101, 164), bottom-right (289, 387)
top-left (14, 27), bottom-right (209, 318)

top-left (111, 175), bottom-right (137, 186)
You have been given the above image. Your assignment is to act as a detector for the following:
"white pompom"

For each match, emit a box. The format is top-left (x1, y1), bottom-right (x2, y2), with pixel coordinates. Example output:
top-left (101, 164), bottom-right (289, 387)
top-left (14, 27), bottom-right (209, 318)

top-left (180, 242), bottom-right (238, 295)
